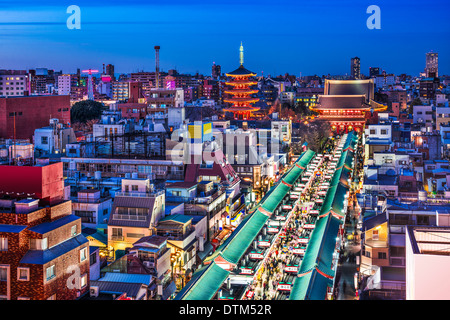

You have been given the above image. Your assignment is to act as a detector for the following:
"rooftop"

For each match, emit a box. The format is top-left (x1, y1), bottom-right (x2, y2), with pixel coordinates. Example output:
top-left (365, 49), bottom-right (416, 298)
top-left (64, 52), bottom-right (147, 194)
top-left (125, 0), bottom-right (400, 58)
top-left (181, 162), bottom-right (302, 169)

top-left (407, 225), bottom-right (450, 256)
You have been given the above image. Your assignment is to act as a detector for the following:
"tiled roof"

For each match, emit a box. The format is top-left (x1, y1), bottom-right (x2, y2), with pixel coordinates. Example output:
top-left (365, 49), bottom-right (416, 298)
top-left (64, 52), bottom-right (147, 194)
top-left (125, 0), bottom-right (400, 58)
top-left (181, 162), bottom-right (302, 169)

top-left (20, 234), bottom-right (88, 265)
top-left (28, 214), bottom-right (80, 235)
top-left (133, 234), bottom-right (167, 247)
top-left (99, 272), bottom-right (153, 285)
top-left (0, 224), bottom-right (27, 233)
top-left (108, 196), bottom-right (155, 228)
top-left (159, 214), bottom-right (192, 224)
top-left (90, 280), bottom-right (146, 299)
top-left (317, 95), bottom-right (369, 110)
top-left (166, 181), bottom-right (198, 189)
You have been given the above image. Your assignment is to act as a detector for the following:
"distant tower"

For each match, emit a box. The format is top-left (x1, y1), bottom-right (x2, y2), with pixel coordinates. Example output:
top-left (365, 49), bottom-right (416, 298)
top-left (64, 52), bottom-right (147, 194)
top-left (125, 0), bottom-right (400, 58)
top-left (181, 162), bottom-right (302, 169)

top-left (425, 51), bottom-right (438, 78)
top-left (239, 41), bottom-right (244, 65)
top-left (106, 64), bottom-right (115, 81)
top-left (351, 57), bottom-right (361, 79)
top-left (154, 46), bottom-right (160, 88)
top-left (212, 62), bottom-right (221, 80)
top-left (82, 68), bottom-right (99, 100)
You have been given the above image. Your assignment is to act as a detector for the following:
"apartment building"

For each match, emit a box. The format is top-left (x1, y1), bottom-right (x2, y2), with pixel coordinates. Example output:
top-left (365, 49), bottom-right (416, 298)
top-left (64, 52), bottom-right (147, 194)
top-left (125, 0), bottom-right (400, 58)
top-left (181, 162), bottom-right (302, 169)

top-left (0, 70), bottom-right (30, 97)
top-left (0, 162), bottom-right (89, 300)
top-left (107, 178), bottom-right (165, 256)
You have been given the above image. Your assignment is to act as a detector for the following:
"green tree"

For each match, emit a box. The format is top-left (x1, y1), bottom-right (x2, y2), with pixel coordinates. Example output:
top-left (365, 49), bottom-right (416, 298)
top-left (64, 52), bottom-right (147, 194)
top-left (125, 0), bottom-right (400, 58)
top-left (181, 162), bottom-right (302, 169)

top-left (70, 100), bottom-right (105, 124)
top-left (408, 97), bottom-right (423, 114)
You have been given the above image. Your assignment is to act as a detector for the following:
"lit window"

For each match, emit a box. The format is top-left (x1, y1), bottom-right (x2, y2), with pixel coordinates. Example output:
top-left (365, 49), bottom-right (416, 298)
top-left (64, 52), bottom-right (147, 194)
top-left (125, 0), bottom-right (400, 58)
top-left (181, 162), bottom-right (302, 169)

top-left (80, 247), bottom-right (87, 262)
top-left (46, 265), bottom-right (55, 281)
top-left (17, 268), bottom-right (29, 281)
top-left (80, 274), bottom-right (87, 288)
top-left (0, 238), bottom-right (7, 251)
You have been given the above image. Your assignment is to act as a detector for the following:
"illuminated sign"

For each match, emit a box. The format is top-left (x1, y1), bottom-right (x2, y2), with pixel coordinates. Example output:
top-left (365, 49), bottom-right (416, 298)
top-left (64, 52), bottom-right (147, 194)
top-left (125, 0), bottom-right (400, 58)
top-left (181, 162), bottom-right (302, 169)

top-left (310, 210), bottom-right (319, 215)
top-left (285, 265), bottom-right (299, 273)
top-left (304, 224), bottom-right (315, 229)
top-left (240, 267), bottom-right (253, 275)
top-left (268, 227), bottom-right (279, 233)
top-left (293, 247), bottom-right (306, 255)
top-left (249, 252), bottom-right (264, 260)
top-left (277, 283), bottom-right (292, 291)
top-left (297, 238), bottom-right (309, 244)
top-left (258, 240), bottom-right (271, 248)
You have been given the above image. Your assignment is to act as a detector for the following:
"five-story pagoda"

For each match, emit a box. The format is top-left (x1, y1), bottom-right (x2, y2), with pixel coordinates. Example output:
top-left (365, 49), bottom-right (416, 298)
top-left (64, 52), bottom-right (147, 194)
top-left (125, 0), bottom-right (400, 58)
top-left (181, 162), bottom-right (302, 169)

top-left (223, 42), bottom-right (260, 120)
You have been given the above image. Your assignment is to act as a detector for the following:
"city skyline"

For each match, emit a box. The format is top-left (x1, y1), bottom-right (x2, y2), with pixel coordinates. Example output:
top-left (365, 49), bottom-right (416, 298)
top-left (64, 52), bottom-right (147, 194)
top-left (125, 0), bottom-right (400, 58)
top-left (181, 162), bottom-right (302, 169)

top-left (0, 0), bottom-right (449, 76)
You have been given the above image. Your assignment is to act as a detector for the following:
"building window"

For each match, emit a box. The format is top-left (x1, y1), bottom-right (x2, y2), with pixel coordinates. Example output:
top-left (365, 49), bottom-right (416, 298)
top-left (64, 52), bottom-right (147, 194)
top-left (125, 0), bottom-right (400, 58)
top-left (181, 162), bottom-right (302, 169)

top-left (132, 185), bottom-right (138, 191)
top-left (80, 274), bottom-right (87, 289)
top-left (41, 136), bottom-right (48, 145)
top-left (17, 268), bottom-right (29, 281)
top-left (90, 252), bottom-right (97, 266)
top-left (29, 238), bottom-right (48, 250)
top-left (71, 225), bottom-right (77, 237)
top-left (111, 228), bottom-right (123, 240)
top-left (80, 247), bottom-right (87, 262)
top-left (370, 129), bottom-right (376, 135)
top-left (365, 251), bottom-right (371, 258)
top-left (0, 238), bottom-right (7, 251)
top-left (381, 129), bottom-right (387, 135)
top-left (172, 191), bottom-right (181, 197)
top-left (378, 252), bottom-right (387, 259)
top-left (46, 265), bottom-right (56, 281)
top-left (0, 267), bottom-right (8, 281)
top-left (126, 233), bottom-right (145, 239)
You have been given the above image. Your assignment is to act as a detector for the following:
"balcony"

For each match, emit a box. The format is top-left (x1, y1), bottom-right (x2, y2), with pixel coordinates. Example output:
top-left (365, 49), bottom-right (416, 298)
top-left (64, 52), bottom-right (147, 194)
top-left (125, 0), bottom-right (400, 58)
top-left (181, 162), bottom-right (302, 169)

top-left (364, 238), bottom-right (388, 248)
top-left (71, 196), bottom-right (111, 204)
top-left (112, 214), bottom-right (147, 221)
top-left (389, 219), bottom-right (415, 226)
top-left (115, 190), bottom-right (164, 198)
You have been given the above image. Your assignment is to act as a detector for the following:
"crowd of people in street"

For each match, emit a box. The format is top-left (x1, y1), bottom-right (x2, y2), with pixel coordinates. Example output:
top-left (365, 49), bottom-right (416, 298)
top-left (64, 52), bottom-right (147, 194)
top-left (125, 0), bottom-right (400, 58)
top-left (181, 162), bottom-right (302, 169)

top-left (244, 138), bottom-right (342, 300)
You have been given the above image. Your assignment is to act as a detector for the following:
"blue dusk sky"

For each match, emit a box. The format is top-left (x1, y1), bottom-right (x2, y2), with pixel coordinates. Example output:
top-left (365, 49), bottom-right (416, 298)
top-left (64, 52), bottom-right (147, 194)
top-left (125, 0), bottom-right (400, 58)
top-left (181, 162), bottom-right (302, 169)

top-left (0, 0), bottom-right (449, 77)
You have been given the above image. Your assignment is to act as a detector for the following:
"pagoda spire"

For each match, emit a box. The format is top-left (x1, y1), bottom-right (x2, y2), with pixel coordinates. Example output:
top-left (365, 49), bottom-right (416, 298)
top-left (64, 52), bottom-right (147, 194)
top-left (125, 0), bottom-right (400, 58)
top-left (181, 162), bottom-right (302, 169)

top-left (240, 41), bottom-right (244, 65)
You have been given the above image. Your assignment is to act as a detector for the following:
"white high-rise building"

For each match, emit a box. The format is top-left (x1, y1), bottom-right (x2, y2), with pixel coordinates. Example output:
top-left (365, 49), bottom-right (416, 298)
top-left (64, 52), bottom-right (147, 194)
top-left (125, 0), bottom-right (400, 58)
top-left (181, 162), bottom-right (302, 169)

top-left (58, 74), bottom-right (71, 96)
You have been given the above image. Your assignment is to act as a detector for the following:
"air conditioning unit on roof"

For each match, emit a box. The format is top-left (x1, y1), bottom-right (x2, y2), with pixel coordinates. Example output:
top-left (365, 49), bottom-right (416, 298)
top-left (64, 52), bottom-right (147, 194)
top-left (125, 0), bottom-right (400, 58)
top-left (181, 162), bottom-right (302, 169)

top-left (90, 286), bottom-right (99, 298)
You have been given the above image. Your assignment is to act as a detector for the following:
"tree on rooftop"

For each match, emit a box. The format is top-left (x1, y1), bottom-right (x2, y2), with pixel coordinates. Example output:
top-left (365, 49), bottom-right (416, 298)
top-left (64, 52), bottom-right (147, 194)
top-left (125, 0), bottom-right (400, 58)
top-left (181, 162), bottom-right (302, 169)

top-left (70, 100), bottom-right (106, 124)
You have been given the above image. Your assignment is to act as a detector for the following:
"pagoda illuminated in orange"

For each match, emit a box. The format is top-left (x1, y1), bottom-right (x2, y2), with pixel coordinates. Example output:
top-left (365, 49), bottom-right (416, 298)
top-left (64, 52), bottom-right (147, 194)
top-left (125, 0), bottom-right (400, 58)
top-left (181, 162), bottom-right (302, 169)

top-left (223, 42), bottom-right (260, 120)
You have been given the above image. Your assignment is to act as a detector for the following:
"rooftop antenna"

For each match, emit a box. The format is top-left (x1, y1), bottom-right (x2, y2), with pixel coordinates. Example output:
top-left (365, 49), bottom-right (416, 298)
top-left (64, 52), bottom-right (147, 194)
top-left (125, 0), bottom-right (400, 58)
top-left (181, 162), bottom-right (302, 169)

top-left (239, 42), bottom-right (244, 66)
top-left (81, 68), bottom-right (99, 100)
top-left (155, 46), bottom-right (160, 88)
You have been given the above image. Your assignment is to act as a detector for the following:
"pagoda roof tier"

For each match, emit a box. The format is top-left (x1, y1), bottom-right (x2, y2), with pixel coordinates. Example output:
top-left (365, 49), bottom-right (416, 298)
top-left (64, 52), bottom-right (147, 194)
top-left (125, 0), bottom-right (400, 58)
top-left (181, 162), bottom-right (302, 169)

top-left (312, 95), bottom-right (387, 112)
top-left (223, 97), bottom-right (260, 104)
top-left (223, 106), bottom-right (260, 112)
top-left (226, 65), bottom-right (257, 77)
top-left (225, 81), bottom-right (258, 87)
top-left (315, 117), bottom-right (367, 122)
top-left (223, 89), bottom-right (259, 95)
